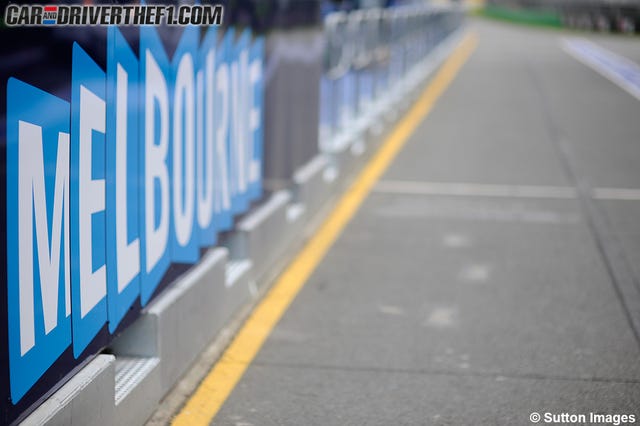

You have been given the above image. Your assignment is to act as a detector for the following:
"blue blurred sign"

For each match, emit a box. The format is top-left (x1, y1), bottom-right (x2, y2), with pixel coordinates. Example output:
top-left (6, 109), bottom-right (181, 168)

top-left (6, 79), bottom-right (73, 404)
top-left (70, 43), bottom-right (109, 358)
top-left (4, 24), bottom-right (264, 417)
top-left (106, 27), bottom-right (141, 334)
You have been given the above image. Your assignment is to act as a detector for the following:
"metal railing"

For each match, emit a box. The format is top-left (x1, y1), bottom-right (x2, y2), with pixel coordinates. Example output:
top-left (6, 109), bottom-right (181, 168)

top-left (319, 4), bottom-right (464, 148)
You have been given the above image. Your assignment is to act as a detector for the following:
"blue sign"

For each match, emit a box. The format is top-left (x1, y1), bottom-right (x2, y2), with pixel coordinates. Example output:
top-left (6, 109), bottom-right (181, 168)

top-left (4, 25), bottom-right (264, 407)
top-left (230, 29), bottom-right (251, 214)
top-left (214, 30), bottom-right (234, 232)
top-left (70, 43), bottom-right (109, 358)
top-left (6, 79), bottom-right (73, 403)
top-left (248, 36), bottom-right (264, 201)
top-left (197, 26), bottom-right (219, 246)
top-left (171, 25), bottom-right (200, 264)
top-left (139, 25), bottom-right (172, 306)
top-left (106, 27), bottom-right (141, 333)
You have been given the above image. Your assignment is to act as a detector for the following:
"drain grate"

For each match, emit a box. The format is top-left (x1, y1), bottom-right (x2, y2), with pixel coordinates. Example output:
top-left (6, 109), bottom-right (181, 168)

top-left (114, 356), bottom-right (159, 405)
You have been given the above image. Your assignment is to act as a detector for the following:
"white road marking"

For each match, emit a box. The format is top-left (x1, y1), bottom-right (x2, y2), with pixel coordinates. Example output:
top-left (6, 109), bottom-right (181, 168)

top-left (374, 180), bottom-right (578, 199)
top-left (459, 264), bottom-right (491, 283)
top-left (562, 37), bottom-right (640, 101)
top-left (378, 305), bottom-right (406, 316)
top-left (443, 233), bottom-right (472, 248)
top-left (374, 198), bottom-right (582, 224)
top-left (592, 187), bottom-right (640, 201)
top-left (424, 307), bottom-right (457, 328)
top-left (374, 180), bottom-right (640, 201)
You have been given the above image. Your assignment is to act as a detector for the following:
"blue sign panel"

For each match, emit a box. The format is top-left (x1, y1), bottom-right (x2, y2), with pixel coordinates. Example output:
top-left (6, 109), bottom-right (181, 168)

top-left (106, 27), bottom-right (141, 333)
top-left (249, 36), bottom-right (264, 201)
top-left (215, 31), bottom-right (234, 232)
top-left (197, 26), bottom-right (219, 247)
top-left (230, 29), bottom-right (251, 214)
top-left (227, 29), bottom-right (243, 216)
top-left (171, 26), bottom-right (200, 264)
top-left (70, 43), bottom-right (108, 358)
top-left (6, 78), bottom-right (73, 402)
top-left (139, 26), bottom-right (172, 306)
top-left (3, 24), bottom-right (264, 421)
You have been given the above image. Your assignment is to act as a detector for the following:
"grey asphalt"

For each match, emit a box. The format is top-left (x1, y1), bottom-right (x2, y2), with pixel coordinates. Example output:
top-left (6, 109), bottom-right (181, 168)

top-left (213, 19), bottom-right (640, 425)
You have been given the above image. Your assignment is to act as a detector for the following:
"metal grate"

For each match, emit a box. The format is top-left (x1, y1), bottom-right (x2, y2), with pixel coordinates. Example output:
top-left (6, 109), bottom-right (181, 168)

top-left (114, 356), bottom-right (159, 405)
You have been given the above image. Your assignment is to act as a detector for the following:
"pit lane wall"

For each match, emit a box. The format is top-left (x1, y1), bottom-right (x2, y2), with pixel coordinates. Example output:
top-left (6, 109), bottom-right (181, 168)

top-left (0, 4), bottom-right (463, 425)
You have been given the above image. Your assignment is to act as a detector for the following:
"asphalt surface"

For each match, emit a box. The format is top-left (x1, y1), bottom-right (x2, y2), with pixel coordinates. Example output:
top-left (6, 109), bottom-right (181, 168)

top-left (212, 19), bottom-right (640, 425)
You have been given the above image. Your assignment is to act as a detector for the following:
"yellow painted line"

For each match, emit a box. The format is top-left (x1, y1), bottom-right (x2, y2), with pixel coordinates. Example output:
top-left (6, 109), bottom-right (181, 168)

top-left (172, 32), bottom-right (478, 426)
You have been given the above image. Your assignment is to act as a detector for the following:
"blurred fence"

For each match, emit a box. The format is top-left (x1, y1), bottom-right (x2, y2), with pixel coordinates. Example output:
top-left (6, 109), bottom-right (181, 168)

top-left (319, 4), bottom-right (464, 149)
